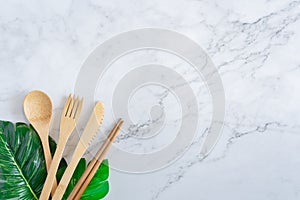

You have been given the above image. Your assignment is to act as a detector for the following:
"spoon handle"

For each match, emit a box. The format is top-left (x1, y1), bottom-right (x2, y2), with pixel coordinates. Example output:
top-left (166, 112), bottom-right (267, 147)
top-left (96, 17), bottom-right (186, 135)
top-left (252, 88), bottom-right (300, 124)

top-left (41, 134), bottom-right (58, 195)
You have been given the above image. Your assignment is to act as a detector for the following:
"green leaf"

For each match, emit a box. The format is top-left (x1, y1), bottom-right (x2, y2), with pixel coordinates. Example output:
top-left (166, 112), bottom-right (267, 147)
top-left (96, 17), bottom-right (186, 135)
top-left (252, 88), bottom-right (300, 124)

top-left (0, 120), bottom-right (109, 200)
top-left (81, 159), bottom-right (109, 200)
top-left (0, 121), bottom-right (46, 200)
top-left (62, 159), bottom-right (110, 200)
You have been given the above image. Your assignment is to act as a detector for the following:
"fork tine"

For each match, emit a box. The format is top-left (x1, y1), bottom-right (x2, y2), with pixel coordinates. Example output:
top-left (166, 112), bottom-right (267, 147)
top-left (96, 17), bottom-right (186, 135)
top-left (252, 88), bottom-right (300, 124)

top-left (74, 97), bottom-right (83, 121)
top-left (63, 94), bottom-right (72, 116)
top-left (71, 97), bottom-right (79, 118)
top-left (66, 95), bottom-right (75, 117)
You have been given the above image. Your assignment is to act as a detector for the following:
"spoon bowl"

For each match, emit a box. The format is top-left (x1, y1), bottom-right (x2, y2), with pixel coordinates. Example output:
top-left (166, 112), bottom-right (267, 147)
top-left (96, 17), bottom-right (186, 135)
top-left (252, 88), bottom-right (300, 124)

top-left (24, 90), bottom-right (52, 130)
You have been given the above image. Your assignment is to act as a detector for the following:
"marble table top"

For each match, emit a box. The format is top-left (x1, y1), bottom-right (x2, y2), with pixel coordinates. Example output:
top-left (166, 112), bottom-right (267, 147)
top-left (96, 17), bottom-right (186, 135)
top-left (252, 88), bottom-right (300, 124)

top-left (0, 0), bottom-right (299, 199)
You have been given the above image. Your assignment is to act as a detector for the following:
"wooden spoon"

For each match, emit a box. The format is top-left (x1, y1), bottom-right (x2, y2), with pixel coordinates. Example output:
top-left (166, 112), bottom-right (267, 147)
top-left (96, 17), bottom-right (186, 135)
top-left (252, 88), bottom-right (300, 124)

top-left (23, 90), bottom-right (57, 194)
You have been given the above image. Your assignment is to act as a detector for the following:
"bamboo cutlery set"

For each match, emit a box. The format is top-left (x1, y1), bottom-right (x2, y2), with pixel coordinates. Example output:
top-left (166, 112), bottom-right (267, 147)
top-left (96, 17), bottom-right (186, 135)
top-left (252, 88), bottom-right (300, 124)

top-left (23, 90), bottom-right (123, 200)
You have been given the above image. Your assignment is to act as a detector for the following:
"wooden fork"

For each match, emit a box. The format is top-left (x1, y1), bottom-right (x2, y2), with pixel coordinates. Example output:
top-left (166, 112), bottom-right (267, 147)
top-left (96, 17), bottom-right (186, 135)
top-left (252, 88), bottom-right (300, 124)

top-left (52, 102), bottom-right (104, 200)
top-left (39, 94), bottom-right (83, 200)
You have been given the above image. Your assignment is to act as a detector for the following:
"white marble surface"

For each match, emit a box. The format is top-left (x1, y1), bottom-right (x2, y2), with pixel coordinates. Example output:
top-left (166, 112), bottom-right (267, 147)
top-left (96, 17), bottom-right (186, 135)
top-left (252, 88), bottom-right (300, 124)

top-left (1, 0), bottom-right (300, 199)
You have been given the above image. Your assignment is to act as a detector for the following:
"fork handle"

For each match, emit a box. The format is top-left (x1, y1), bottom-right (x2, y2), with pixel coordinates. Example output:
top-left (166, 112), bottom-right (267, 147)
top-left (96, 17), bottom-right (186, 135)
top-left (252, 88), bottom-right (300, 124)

top-left (40, 140), bottom-right (66, 200)
top-left (52, 141), bottom-right (86, 200)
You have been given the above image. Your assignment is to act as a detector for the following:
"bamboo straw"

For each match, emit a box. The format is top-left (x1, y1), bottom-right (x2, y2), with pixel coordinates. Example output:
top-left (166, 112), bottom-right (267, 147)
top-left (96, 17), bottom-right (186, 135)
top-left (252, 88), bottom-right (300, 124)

top-left (67, 119), bottom-right (123, 200)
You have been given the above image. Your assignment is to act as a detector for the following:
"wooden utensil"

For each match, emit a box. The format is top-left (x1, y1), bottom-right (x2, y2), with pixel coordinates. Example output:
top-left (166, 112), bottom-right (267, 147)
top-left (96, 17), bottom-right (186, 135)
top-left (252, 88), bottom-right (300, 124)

top-left (67, 119), bottom-right (123, 200)
top-left (40, 94), bottom-right (83, 200)
top-left (52, 101), bottom-right (104, 200)
top-left (23, 90), bottom-right (57, 194)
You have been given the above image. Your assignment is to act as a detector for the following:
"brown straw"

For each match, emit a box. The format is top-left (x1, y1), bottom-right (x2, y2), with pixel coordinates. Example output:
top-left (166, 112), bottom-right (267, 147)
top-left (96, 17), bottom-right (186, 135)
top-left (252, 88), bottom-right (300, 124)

top-left (67, 119), bottom-right (123, 200)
